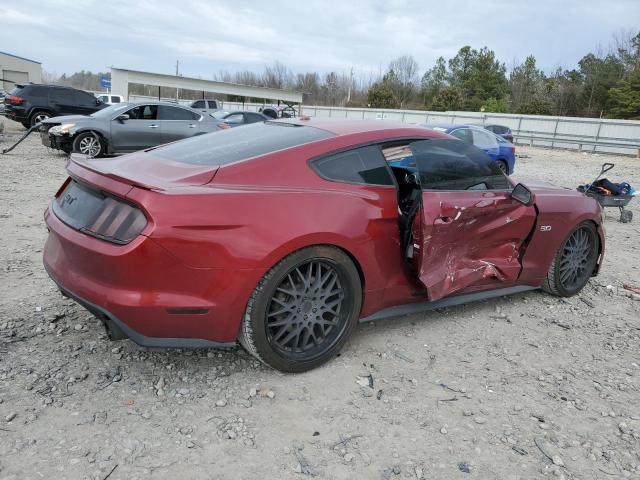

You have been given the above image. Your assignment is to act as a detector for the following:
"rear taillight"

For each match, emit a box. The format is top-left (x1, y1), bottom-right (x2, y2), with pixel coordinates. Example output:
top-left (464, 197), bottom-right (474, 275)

top-left (511, 146), bottom-right (516, 154)
top-left (6, 95), bottom-right (25, 104)
top-left (53, 180), bottom-right (147, 244)
top-left (81, 197), bottom-right (147, 244)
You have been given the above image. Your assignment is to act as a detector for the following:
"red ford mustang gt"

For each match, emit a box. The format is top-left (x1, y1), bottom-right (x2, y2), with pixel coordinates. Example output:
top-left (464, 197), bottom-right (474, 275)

top-left (43, 118), bottom-right (605, 372)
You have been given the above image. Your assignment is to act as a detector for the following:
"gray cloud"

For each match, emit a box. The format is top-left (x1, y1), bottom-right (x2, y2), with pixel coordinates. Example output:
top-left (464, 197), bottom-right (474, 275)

top-left (1, 0), bottom-right (638, 79)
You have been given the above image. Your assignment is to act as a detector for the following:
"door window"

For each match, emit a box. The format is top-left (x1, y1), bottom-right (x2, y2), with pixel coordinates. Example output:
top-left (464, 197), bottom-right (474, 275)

top-left (53, 88), bottom-right (76, 103)
top-left (411, 139), bottom-right (508, 191)
top-left (471, 129), bottom-right (499, 149)
top-left (192, 100), bottom-right (205, 109)
top-left (126, 105), bottom-right (158, 120)
top-left (382, 144), bottom-right (415, 167)
top-left (159, 105), bottom-right (200, 120)
top-left (449, 128), bottom-right (473, 144)
top-left (223, 113), bottom-right (245, 124)
top-left (311, 145), bottom-right (394, 186)
top-left (207, 100), bottom-right (218, 109)
top-left (111, 96), bottom-right (121, 103)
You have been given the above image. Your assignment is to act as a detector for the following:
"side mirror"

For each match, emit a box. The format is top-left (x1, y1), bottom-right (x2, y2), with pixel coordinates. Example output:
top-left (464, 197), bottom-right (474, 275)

top-left (96, 99), bottom-right (102, 105)
top-left (116, 114), bottom-right (129, 123)
top-left (511, 183), bottom-right (534, 206)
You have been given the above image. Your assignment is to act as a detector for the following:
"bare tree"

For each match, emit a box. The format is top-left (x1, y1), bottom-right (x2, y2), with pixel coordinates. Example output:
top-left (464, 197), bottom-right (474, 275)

top-left (387, 55), bottom-right (419, 107)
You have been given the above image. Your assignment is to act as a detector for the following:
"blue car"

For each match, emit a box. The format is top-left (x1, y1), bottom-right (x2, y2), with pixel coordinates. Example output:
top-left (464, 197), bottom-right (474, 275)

top-left (424, 124), bottom-right (516, 175)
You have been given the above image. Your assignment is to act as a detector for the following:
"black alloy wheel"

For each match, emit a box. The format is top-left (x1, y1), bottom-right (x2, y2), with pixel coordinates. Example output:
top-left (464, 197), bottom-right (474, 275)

top-left (239, 246), bottom-right (362, 373)
top-left (543, 222), bottom-right (599, 297)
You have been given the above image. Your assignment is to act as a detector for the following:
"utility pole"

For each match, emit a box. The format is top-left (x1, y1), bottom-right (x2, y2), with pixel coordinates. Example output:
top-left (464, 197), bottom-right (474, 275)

top-left (347, 67), bottom-right (354, 103)
top-left (175, 60), bottom-right (180, 101)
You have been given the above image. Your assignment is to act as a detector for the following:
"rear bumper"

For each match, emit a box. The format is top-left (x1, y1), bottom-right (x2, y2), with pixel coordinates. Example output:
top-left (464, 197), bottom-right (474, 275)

top-left (3, 106), bottom-right (28, 122)
top-left (43, 204), bottom-right (260, 344)
top-left (45, 264), bottom-right (235, 348)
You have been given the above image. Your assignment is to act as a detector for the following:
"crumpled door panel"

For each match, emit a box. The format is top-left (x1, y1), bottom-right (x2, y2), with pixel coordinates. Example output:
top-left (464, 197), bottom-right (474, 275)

top-left (416, 190), bottom-right (536, 301)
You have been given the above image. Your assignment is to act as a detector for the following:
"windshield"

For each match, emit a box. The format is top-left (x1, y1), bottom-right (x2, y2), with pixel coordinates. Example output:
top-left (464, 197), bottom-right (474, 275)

top-left (90, 103), bottom-right (130, 118)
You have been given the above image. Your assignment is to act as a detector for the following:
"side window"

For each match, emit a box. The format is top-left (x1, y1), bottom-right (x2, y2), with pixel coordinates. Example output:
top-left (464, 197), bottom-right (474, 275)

top-left (75, 91), bottom-right (95, 106)
top-left (126, 105), bottom-right (158, 120)
top-left (410, 138), bottom-right (509, 191)
top-left (382, 144), bottom-right (415, 167)
top-left (450, 128), bottom-right (473, 144)
top-left (223, 113), bottom-right (245, 124)
top-left (192, 100), bottom-right (205, 109)
top-left (207, 100), bottom-right (218, 109)
top-left (159, 105), bottom-right (200, 120)
top-left (53, 88), bottom-right (76, 103)
top-left (312, 145), bottom-right (394, 186)
top-left (246, 113), bottom-right (266, 123)
top-left (111, 96), bottom-right (121, 103)
top-left (99, 95), bottom-right (108, 103)
top-left (471, 129), bottom-right (499, 149)
top-left (28, 86), bottom-right (49, 98)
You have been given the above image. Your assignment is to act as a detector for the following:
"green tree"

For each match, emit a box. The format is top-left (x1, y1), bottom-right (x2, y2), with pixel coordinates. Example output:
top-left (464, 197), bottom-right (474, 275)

top-left (607, 69), bottom-right (640, 119)
top-left (448, 46), bottom-right (508, 110)
top-left (420, 56), bottom-right (447, 106)
top-left (481, 97), bottom-right (509, 113)
top-left (431, 86), bottom-right (464, 111)
top-left (509, 55), bottom-right (546, 112)
top-left (579, 53), bottom-right (625, 116)
top-left (367, 81), bottom-right (397, 108)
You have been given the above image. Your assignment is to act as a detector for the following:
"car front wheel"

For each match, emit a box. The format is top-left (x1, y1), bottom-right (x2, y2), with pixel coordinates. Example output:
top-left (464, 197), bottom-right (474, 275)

top-left (238, 246), bottom-right (362, 373)
top-left (542, 222), bottom-right (599, 297)
top-left (72, 132), bottom-right (104, 158)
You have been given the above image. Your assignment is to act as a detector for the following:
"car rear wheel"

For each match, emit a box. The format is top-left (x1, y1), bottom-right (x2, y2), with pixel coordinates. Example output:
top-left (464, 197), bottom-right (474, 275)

top-left (497, 160), bottom-right (508, 174)
top-left (238, 246), bottom-right (362, 373)
top-left (542, 222), bottom-right (599, 297)
top-left (30, 110), bottom-right (50, 127)
top-left (72, 132), bottom-right (104, 158)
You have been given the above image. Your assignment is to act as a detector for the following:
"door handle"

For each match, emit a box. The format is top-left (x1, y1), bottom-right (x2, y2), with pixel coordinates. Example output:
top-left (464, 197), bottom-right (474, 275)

top-left (148, 124), bottom-right (159, 129)
top-left (436, 216), bottom-right (454, 224)
top-left (188, 124), bottom-right (196, 128)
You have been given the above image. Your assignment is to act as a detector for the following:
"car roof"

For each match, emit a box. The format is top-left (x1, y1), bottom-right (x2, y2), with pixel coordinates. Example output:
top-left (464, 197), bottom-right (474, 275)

top-left (272, 117), bottom-right (445, 137)
top-left (424, 123), bottom-right (488, 131)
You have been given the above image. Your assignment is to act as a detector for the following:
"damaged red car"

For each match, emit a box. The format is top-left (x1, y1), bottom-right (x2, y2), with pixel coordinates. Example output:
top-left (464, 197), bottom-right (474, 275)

top-left (43, 119), bottom-right (605, 372)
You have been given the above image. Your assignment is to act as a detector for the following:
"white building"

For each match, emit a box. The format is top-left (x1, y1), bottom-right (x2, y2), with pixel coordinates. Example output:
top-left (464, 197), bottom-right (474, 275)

top-left (0, 51), bottom-right (42, 91)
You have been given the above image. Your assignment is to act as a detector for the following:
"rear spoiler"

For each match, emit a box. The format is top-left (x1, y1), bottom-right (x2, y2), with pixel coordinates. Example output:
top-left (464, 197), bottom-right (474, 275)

top-left (69, 154), bottom-right (163, 191)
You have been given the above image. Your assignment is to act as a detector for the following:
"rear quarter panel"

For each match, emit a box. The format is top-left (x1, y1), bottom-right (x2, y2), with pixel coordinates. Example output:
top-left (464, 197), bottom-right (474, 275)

top-left (518, 187), bottom-right (604, 284)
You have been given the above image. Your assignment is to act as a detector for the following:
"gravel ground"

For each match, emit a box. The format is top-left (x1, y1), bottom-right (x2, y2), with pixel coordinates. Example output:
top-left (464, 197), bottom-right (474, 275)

top-left (0, 118), bottom-right (639, 480)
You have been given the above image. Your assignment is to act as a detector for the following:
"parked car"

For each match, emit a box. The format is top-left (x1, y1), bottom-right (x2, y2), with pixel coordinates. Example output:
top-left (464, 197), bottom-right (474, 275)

top-left (190, 99), bottom-right (221, 114)
top-left (0, 89), bottom-right (6, 115)
top-left (3, 84), bottom-right (106, 128)
top-left (215, 111), bottom-right (270, 129)
top-left (95, 93), bottom-right (124, 105)
top-left (483, 124), bottom-right (514, 143)
top-left (43, 118), bottom-right (605, 372)
top-left (424, 124), bottom-right (516, 174)
top-left (259, 104), bottom-right (297, 119)
top-left (40, 102), bottom-right (221, 157)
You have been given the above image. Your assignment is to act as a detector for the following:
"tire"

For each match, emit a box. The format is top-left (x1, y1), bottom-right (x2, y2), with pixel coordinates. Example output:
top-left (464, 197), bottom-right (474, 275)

top-left (542, 222), bottom-right (599, 297)
top-left (497, 160), bottom-right (508, 175)
top-left (29, 110), bottom-right (51, 127)
top-left (238, 246), bottom-right (362, 373)
top-left (72, 132), bottom-right (104, 158)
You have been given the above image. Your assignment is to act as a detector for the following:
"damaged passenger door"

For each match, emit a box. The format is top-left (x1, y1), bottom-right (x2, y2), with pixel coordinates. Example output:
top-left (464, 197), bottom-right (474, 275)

top-left (409, 139), bottom-right (536, 301)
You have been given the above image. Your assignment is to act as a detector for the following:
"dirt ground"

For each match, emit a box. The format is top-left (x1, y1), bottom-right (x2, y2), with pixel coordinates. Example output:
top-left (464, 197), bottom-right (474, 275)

top-left (0, 118), bottom-right (639, 480)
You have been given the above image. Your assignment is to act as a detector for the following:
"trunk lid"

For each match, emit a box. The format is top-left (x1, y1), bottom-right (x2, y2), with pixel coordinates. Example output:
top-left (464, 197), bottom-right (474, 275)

top-left (69, 151), bottom-right (219, 191)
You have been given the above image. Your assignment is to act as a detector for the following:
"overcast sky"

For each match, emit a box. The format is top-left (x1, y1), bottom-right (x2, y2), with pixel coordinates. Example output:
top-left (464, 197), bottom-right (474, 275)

top-left (1, 0), bottom-right (638, 80)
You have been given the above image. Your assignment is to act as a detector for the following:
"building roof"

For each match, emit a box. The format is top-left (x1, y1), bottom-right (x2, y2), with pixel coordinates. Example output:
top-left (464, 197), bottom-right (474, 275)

top-left (0, 51), bottom-right (42, 65)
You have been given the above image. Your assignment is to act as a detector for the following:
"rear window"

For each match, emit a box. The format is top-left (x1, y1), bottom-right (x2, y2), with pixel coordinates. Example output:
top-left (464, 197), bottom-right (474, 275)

top-left (151, 122), bottom-right (334, 166)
